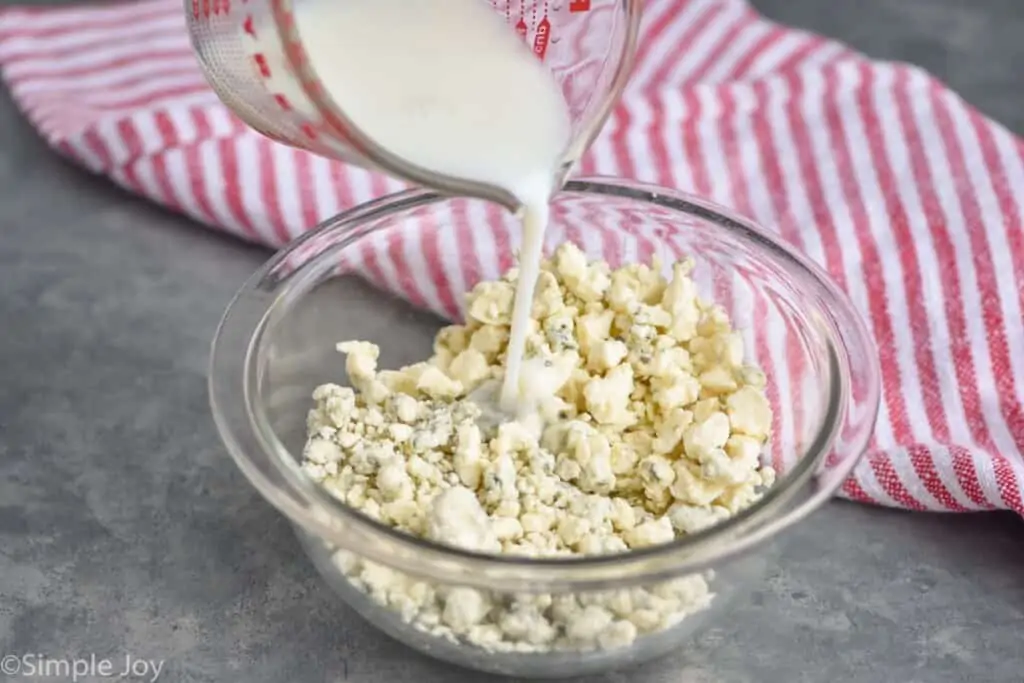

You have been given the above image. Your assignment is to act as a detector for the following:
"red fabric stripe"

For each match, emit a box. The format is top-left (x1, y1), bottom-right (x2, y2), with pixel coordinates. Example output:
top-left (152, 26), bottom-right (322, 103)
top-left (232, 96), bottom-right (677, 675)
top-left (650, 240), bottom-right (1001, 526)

top-left (906, 444), bottom-right (968, 512)
top-left (780, 71), bottom-right (847, 288)
top-left (842, 475), bottom-right (877, 504)
top-left (970, 117), bottom-right (1024, 447)
top-left (685, 12), bottom-right (751, 84)
top-left (451, 201), bottom-right (481, 309)
top-left (608, 108), bottom-right (635, 178)
top-left (855, 66), bottom-right (967, 509)
top-left (643, 2), bottom-right (725, 90)
top-left (991, 454), bottom-right (1024, 513)
top-left (182, 110), bottom-right (218, 225)
top-left (422, 214), bottom-right (460, 321)
top-left (149, 111), bottom-right (182, 209)
top-left (949, 446), bottom-right (995, 509)
top-left (820, 65), bottom-right (923, 507)
top-left (293, 148), bottom-right (319, 230)
top-left (6, 66), bottom-right (200, 102)
top-left (80, 127), bottom-right (113, 171)
top-left (645, 6), bottom-right (727, 187)
top-left (0, 25), bottom-right (182, 64)
top-left (893, 77), bottom-right (997, 455)
top-left (256, 142), bottom-right (291, 245)
top-left (217, 137), bottom-right (261, 241)
top-left (745, 81), bottom-right (808, 473)
top-left (930, 88), bottom-right (1024, 458)
top-left (5, 48), bottom-right (193, 83)
top-left (328, 161), bottom-right (355, 212)
top-left (725, 26), bottom-right (785, 79)
top-left (772, 35), bottom-right (826, 74)
top-left (631, 0), bottom-right (688, 91)
top-left (891, 73), bottom-right (996, 507)
top-left (41, 82), bottom-right (211, 113)
top-left (112, 119), bottom-right (145, 192)
top-left (357, 234), bottom-right (388, 292)
top-left (860, 70), bottom-right (951, 444)
top-left (386, 228), bottom-right (427, 307)
top-left (680, 88), bottom-right (711, 195)
top-left (0, 4), bottom-right (178, 40)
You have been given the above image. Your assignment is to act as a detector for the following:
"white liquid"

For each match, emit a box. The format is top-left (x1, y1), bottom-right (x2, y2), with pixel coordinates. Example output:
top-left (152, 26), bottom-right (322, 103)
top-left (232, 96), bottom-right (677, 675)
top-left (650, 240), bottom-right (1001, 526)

top-left (294, 0), bottom-right (572, 412)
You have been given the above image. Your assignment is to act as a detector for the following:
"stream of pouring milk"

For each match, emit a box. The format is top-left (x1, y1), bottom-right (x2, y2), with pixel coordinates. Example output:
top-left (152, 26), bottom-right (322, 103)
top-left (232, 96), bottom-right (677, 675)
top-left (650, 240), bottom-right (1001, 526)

top-left (294, 0), bottom-right (573, 415)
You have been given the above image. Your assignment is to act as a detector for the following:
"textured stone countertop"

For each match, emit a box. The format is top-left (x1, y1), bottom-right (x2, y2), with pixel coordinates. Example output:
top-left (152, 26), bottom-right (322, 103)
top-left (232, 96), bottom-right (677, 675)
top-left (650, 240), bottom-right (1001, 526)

top-left (1, 0), bottom-right (1022, 682)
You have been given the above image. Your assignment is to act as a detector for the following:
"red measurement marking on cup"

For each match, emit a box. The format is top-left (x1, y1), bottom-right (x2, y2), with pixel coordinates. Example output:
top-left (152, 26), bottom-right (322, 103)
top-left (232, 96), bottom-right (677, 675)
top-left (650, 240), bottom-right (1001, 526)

top-left (191, 0), bottom-right (199, 19)
top-left (211, 0), bottom-right (229, 16)
top-left (274, 94), bottom-right (292, 111)
top-left (201, 0), bottom-right (211, 18)
top-left (533, 16), bottom-right (550, 58)
top-left (300, 123), bottom-right (319, 140)
top-left (533, 0), bottom-right (550, 59)
top-left (242, 15), bottom-right (256, 37)
top-left (515, 0), bottom-right (527, 40)
top-left (568, 0), bottom-right (590, 11)
top-left (253, 53), bottom-right (271, 78)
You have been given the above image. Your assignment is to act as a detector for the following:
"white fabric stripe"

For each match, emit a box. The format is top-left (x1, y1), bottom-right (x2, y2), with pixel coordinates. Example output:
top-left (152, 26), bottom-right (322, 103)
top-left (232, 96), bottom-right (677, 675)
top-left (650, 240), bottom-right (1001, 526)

top-left (740, 31), bottom-right (806, 79)
top-left (0, 9), bottom-right (181, 55)
top-left (311, 156), bottom-right (340, 223)
top-left (196, 139), bottom-right (244, 237)
top-left (127, 111), bottom-right (165, 162)
top-left (624, 95), bottom-right (655, 182)
top-left (700, 22), bottom-right (772, 83)
top-left (2, 33), bottom-right (189, 75)
top-left (659, 89), bottom-right (695, 191)
top-left (930, 447), bottom-right (987, 510)
top-left (162, 148), bottom-right (208, 224)
top-left (971, 449), bottom-right (1007, 509)
top-left (461, 200), bottom-right (496, 284)
top-left (402, 215), bottom-right (446, 314)
top-left (664, 2), bottom-right (749, 85)
top-left (235, 135), bottom-right (277, 245)
top-left (694, 87), bottom-right (732, 205)
top-left (203, 106), bottom-right (238, 138)
top-left (436, 201), bottom-right (467, 317)
top-left (763, 76), bottom-right (827, 263)
top-left (271, 144), bottom-right (303, 241)
top-left (133, 153), bottom-right (173, 207)
top-left (12, 61), bottom-right (202, 95)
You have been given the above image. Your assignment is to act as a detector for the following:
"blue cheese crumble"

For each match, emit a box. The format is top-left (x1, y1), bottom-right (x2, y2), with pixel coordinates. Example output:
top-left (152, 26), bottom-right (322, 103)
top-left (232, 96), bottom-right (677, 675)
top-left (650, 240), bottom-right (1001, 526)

top-left (303, 243), bottom-right (776, 653)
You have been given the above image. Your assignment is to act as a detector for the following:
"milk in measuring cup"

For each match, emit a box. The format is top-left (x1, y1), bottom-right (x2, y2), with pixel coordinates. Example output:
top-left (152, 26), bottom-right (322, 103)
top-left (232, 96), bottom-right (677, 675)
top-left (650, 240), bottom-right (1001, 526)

top-left (293, 0), bottom-right (573, 415)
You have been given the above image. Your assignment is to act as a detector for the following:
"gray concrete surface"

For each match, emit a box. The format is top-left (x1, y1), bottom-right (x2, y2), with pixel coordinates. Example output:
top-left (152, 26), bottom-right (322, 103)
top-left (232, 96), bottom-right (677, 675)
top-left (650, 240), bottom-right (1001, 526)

top-left (1, 0), bottom-right (1023, 682)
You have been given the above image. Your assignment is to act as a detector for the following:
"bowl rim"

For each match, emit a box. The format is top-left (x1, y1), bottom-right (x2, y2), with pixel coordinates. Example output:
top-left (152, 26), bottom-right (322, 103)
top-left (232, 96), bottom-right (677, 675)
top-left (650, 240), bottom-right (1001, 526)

top-left (209, 177), bottom-right (881, 592)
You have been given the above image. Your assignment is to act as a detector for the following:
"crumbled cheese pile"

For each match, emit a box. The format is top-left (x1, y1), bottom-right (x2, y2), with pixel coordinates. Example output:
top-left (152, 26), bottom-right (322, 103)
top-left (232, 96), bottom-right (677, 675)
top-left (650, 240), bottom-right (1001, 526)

top-left (302, 242), bottom-right (776, 653)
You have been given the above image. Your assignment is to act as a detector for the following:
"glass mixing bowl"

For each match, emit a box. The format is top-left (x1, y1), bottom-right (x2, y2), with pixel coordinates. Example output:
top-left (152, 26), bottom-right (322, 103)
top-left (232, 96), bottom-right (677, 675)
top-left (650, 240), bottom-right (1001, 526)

top-left (209, 178), bottom-right (880, 678)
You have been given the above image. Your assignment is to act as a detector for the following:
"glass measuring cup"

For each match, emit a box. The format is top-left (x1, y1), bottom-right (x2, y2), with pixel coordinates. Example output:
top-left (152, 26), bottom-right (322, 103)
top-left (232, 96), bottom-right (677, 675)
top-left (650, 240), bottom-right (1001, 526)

top-left (186, 0), bottom-right (642, 210)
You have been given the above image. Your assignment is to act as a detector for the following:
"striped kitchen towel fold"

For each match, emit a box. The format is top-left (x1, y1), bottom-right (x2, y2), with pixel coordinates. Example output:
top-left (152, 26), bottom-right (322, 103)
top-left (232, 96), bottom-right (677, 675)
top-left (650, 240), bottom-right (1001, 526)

top-left (1, 0), bottom-right (1021, 515)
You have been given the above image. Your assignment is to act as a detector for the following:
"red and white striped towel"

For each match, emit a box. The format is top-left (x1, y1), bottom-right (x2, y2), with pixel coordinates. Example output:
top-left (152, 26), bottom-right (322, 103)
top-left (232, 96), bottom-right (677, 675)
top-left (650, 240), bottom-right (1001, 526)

top-left (1, 0), bottom-right (1022, 515)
